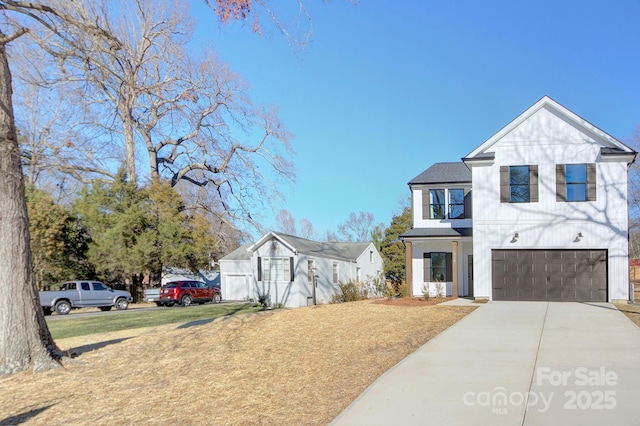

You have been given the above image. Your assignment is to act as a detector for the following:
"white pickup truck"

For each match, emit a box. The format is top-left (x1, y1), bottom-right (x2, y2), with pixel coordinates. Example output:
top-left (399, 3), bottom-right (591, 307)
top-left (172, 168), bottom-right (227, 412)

top-left (39, 281), bottom-right (133, 315)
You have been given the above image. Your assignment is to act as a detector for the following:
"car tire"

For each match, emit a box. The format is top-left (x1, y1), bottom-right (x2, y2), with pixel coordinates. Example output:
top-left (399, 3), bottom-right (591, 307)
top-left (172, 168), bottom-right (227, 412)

top-left (213, 293), bottom-right (222, 304)
top-left (55, 300), bottom-right (71, 315)
top-left (155, 302), bottom-right (163, 307)
top-left (181, 295), bottom-right (192, 306)
top-left (115, 298), bottom-right (129, 310)
top-left (99, 306), bottom-right (112, 311)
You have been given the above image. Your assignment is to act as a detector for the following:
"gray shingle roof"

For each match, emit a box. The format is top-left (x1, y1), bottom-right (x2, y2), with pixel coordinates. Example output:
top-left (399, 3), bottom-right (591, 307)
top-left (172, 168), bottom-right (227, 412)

top-left (277, 233), bottom-right (371, 262)
top-left (220, 243), bottom-right (253, 261)
top-left (408, 162), bottom-right (471, 185)
top-left (220, 234), bottom-right (373, 263)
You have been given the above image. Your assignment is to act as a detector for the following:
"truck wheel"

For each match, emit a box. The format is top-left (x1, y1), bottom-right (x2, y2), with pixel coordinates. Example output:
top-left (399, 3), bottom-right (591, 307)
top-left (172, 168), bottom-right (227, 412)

top-left (213, 293), bottom-right (221, 304)
top-left (99, 306), bottom-right (112, 311)
top-left (181, 295), bottom-right (192, 306)
top-left (155, 302), bottom-right (163, 307)
top-left (115, 298), bottom-right (129, 310)
top-left (55, 300), bottom-right (71, 315)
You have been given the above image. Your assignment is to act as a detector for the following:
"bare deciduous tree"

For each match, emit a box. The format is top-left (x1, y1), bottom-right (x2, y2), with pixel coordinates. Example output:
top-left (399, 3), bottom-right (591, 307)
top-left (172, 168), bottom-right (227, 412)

top-left (299, 218), bottom-right (316, 240)
top-left (13, 42), bottom-right (119, 197)
top-left (19, 0), bottom-right (294, 230)
top-left (337, 211), bottom-right (378, 242)
top-left (0, 0), bottom-right (341, 375)
top-left (275, 209), bottom-right (297, 235)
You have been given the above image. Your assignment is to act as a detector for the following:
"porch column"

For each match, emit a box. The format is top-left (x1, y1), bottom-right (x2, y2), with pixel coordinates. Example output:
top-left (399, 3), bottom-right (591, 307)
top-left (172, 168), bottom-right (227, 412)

top-left (451, 241), bottom-right (458, 298)
top-left (404, 241), bottom-right (413, 297)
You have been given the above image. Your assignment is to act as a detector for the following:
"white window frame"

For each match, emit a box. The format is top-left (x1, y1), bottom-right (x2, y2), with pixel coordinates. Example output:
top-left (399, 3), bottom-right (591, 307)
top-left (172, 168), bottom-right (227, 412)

top-left (262, 257), bottom-right (290, 282)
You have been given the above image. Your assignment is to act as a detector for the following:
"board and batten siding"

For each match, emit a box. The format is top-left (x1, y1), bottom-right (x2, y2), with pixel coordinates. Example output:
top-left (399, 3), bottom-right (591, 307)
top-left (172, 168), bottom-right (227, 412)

top-left (470, 106), bottom-right (631, 301)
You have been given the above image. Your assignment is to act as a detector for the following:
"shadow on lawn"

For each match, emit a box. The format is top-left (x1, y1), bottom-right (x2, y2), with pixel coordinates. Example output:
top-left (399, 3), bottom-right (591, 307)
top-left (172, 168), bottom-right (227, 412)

top-left (65, 338), bottom-right (131, 358)
top-left (177, 303), bottom-right (259, 330)
top-left (0, 404), bottom-right (54, 425)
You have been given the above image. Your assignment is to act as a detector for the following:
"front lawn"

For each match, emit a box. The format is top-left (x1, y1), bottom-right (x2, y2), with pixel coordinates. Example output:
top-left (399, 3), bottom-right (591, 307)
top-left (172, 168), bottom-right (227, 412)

top-left (46, 303), bottom-right (261, 339)
top-left (1, 299), bottom-right (475, 424)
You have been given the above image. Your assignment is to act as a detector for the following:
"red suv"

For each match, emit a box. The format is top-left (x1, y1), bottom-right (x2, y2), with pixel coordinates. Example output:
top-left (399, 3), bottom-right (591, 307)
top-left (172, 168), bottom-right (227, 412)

top-left (158, 280), bottom-right (221, 307)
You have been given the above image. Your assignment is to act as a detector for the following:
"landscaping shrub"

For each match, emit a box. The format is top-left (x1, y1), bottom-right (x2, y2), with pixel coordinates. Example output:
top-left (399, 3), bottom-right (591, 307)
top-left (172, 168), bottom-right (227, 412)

top-left (397, 282), bottom-right (408, 298)
top-left (331, 279), bottom-right (368, 303)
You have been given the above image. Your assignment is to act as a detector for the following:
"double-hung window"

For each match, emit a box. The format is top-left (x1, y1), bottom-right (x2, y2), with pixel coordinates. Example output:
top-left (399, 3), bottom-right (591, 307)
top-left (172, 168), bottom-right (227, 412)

top-left (566, 164), bottom-right (587, 201)
top-left (448, 189), bottom-right (465, 219)
top-left (556, 163), bottom-right (596, 202)
top-left (430, 253), bottom-right (447, 282)
top-left (262, 257), bottom-right (291, 282)
top-left (429, 189), bottom-right (445, 219)
top-left (332, 263), bottom-right (339, 284)
top-left (509, 166), bottom-right (530, 202)
top-left (500, 165), bottom-right (538, 203)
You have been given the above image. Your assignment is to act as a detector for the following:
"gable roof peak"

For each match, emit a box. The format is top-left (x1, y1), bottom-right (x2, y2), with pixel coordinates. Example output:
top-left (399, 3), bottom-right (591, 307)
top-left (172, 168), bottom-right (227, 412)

top-left (464, 96), bottom-right (634, 160)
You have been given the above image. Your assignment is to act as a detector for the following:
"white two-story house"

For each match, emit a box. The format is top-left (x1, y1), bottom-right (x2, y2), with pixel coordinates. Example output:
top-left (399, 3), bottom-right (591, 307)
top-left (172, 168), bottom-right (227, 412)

top-left (402, 96), bottom-right (636, 302)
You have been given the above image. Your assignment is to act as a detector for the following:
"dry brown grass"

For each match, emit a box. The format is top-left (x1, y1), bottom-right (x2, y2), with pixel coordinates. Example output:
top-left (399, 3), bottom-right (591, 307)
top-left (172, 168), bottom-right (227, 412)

top-left (0, 299), bottom-right (475, 425)
top-left (615, 302), bottom-right (640, 328)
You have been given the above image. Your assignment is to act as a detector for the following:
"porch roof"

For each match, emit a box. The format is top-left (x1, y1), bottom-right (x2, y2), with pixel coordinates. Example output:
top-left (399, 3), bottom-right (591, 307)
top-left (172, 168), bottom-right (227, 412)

top-left (400, 227), bottom-right (473, 239)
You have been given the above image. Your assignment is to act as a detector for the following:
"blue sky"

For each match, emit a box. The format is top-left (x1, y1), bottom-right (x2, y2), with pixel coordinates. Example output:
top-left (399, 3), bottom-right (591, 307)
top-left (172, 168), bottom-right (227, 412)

top-left (191, 0), bottom-right (640, 237)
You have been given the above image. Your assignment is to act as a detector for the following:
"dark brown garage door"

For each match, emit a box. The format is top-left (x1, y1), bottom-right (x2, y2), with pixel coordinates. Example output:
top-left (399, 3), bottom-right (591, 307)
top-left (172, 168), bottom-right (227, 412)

top-left (492, 249), bottom-right (607, 302)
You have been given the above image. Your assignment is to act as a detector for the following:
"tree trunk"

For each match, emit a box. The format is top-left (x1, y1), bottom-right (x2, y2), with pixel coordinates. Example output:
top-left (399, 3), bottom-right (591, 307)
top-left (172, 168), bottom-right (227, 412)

top-left (123, 114), bottom-right (136, 184)
top-left (0, 36), bottom-right (62, 375)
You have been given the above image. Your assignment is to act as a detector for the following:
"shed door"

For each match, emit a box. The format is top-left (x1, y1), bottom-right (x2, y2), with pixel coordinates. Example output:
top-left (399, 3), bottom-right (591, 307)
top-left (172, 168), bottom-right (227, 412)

top-left (492, 249), bottom-right (607, 302)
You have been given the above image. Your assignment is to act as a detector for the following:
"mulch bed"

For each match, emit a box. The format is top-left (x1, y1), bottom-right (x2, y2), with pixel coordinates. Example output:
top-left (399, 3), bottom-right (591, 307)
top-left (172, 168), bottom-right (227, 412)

top-left (374, 296), bottom-right (457, 306)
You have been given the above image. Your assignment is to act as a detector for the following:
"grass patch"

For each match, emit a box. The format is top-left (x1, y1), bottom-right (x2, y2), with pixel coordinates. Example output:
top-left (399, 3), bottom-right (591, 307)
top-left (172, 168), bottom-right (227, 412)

top-left (46, 303), bottom-right (261, 339)
top-left (614, 303), bottom-right (640, 328)
top-left (2, 300), bottom-right (475, 424)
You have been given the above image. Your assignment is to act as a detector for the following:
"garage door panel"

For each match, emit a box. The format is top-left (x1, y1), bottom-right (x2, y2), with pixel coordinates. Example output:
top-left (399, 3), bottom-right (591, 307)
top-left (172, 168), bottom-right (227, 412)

top-left (492, 249), bottom-right (607, 302)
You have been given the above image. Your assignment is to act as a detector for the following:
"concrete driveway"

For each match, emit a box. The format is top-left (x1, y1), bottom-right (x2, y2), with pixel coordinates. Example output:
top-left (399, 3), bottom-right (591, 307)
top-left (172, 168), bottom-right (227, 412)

top-left (332, 301), bottom-right (640, 426)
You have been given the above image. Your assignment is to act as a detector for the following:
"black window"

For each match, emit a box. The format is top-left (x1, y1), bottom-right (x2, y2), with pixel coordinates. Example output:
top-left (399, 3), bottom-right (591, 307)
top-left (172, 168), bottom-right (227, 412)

top-left (430, 253), bottom-right (446, 282)
top-left (509, 166), bottom-right (530, 202)
top-left (557, 163), bottom-right (596, 202)
top-left (448, 189), bottom-right (465, 219)
top-left (81, 282), bottom-right (90, 291)
top-left (566, 164), bottom-right (587, 201)
top-left (500, 165), bottom-right (538, 203)
top-left (429, 189), bottom-right (445, 219)
top-left (93, 282), bottom-right (108, 291)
